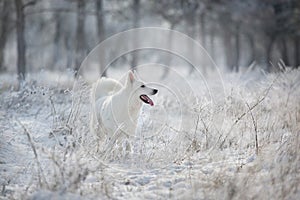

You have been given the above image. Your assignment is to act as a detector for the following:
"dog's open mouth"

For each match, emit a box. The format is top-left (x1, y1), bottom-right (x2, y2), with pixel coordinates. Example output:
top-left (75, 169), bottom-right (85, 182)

top-left (140, 95), bottom-right (154, 106)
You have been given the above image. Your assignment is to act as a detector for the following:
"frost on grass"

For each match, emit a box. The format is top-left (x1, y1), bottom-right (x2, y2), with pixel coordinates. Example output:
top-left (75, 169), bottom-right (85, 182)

top-left (0, 69), bottom-right (299, 199)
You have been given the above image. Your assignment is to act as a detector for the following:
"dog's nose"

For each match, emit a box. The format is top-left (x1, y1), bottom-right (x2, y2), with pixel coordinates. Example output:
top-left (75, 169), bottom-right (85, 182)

top-left (153, 89), bottom-right (158, 95)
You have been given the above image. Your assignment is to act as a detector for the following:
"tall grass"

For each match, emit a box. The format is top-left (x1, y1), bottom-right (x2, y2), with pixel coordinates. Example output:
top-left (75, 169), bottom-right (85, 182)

top-left (0, 69), bottom-right (299, 199)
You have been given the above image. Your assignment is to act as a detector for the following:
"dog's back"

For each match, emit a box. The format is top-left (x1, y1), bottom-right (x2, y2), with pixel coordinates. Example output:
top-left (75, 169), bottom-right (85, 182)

top-left (93, 77), bottom-right (123, 100)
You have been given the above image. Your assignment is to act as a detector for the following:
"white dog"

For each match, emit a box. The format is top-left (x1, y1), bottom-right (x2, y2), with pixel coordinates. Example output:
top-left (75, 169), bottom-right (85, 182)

top-left (90, 71), bottom-right (158, 142)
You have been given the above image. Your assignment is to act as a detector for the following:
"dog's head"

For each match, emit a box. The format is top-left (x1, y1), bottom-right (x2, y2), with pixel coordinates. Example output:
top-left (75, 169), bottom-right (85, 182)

top-left (126, 71), bottom-right (158, 106)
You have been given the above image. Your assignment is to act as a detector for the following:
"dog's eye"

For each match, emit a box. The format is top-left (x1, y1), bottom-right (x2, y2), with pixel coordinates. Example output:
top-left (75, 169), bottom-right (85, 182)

top-left (141, 85), bottom-right (145, 88)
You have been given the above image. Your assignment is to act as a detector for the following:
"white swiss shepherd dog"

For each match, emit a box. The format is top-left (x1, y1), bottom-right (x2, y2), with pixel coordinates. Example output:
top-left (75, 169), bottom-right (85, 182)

top-left (90, 70), bottom-right (158, 147)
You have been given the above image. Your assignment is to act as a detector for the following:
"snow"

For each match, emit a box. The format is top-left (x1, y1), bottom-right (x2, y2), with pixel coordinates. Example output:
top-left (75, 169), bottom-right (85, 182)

top-left (0, 68), bottom-right (300, 199)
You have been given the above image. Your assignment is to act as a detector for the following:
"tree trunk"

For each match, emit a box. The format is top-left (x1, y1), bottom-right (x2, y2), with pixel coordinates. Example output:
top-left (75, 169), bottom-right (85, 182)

top-left (234, 24), bottom-right (240, 72)
top-left (0, 0), bottom-right (10, 72)
top-left (294, 36), bottom-right (300, 68)
top-left (161, 23), bottom-right (175, 80)
top-left (131, 0), bottom-right (140, 70)
top-left (199, 13), bottom-right (207, 75)
top-left (51, 12), bottom-right (61, 71)
top-left (278, 37), bottom-right (289, 66)
top-left (209, 28), bottom-right (216, 67)
top-left (246, 33), bottom-right (255, 67)
top-left (15, 0), bottom-right (26, 81)
top-left (188, 14), bottom-right (196, 75)
top-left (266, 36), bottom-right (275, 72)
top-left (222, 28), bottom-right (234, 71)
top-left (64, 34), bottom-right (73, 70)
top-left (74, 0), bottom-right (86, 77)
top-left (95, 0), bottom-right (106, 76)
top-left (199, 13), bottom-right (207, 52)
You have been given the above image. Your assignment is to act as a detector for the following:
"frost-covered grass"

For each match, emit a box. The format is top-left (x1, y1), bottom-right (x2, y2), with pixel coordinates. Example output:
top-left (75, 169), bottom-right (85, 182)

top-left (0, 68), bottom-right (299, 199)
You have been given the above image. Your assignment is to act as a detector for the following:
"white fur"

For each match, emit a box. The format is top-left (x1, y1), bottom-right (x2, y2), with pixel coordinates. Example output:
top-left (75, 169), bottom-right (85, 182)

top-left (90, 71), bottom-right (157, 141)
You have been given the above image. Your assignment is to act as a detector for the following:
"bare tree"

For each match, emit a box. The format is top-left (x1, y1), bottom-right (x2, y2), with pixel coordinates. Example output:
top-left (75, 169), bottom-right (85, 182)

top-left (198, 3), bottom-right (216, 74)
top-left (273, 0), bottom-right (300, 68)
top-left (234, 23), bottom-right (240, 72)
top-left (244, 32), bottom-right (256, 67)
top-left (14, 0), bottom-right (37, 82)
top-left (181, 0), bottom-right (199, 74)
top-left (4, 0), bottom-right (300, 76)
top-left (199, 12), bottom-right (207, 49)
top-left (50, 12), bottom-right (62, 71)
top-left (293, 2), bottom-right (300, 68)
top-left (256, 0), bottom-right (300, 71)
top-left (74, 0), bottom-right (86, 77)
top-left (0, 0), bottom-right (10, 72)
top-left (277, 37), bottom-right (290, 66)
top-left (151, 0), bottom-right (182, 79)
top-left (294, 36), bottom-right (300, 68)
top-left (131, 0), bottom-right (140, 70)
top-left (15, 0), bottom-right (26, 81)
top-left (219, 13), bottom-right (234, 71)
top-left (95, 0), bottom-right (106, 76)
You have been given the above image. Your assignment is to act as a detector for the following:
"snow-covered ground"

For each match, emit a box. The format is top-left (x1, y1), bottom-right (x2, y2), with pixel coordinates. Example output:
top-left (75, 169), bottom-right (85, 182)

top-left (0, 68), bottom-right (299, 199)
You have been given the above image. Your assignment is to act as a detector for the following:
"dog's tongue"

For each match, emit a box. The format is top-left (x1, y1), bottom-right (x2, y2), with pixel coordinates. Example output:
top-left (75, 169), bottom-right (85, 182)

top-left (148, 97), bottom-right (154, 106)
top-left (141, 95), bottom-right (154, 106)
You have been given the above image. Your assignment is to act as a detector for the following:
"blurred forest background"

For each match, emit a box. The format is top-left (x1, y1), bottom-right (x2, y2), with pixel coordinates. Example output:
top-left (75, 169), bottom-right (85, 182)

top-left (0, 0), bottom-right (300, 81)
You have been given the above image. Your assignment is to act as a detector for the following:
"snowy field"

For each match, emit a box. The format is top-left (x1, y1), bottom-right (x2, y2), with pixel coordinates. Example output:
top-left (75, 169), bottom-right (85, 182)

top-left (0, 67), bottom-right (300, 199)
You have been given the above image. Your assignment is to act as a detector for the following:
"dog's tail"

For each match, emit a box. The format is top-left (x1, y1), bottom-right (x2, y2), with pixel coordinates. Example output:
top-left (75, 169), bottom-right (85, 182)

top-left (93, 77), bottom-right (123, 100)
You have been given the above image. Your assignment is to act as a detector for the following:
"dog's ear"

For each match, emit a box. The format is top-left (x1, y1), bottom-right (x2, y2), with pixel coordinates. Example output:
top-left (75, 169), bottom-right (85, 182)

top-left (126, 71), bottom-right (135, 86)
